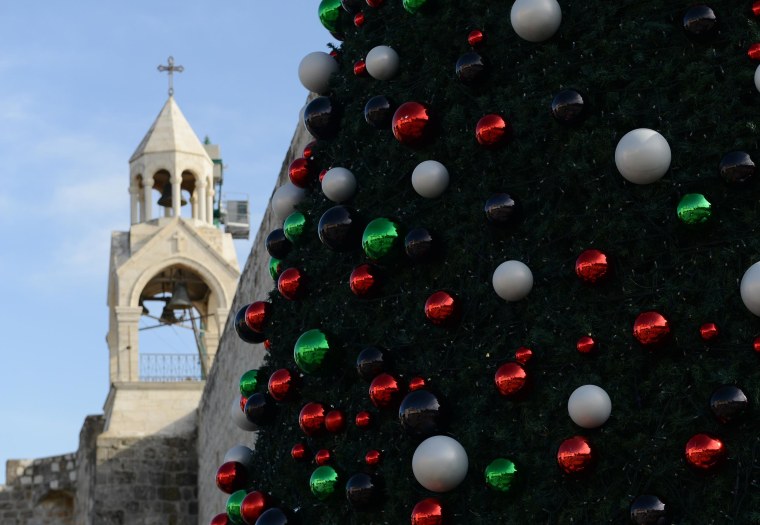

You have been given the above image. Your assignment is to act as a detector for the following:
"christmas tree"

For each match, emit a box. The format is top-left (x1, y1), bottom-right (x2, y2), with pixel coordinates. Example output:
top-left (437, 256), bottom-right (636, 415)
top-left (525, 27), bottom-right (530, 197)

top-left (217, 1), bottom-right (760, 523)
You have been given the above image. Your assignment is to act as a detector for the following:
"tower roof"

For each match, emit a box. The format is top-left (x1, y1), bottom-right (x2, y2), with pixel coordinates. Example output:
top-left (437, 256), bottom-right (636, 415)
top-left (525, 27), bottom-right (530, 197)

top-left (129, 96), bottom-right (211, 163)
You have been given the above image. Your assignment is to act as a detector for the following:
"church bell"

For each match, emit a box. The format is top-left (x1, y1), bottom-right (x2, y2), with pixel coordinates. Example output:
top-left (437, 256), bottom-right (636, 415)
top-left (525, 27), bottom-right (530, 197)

top-left (166, 281), bottom-right (193, 310)
top-left (157, 182), bottom-right (188, 208)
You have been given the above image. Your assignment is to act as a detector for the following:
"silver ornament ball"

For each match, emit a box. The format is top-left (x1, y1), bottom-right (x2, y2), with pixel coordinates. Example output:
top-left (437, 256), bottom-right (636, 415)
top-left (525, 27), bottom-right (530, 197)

top-left (412, 160), bottom-right (450, 198)
top-left (492, 260), bottom-right (534, 301)
top-left (365, 45), bottom-right (400, 81)
top-left (510, 0), bottom-right (562, 42)
top-left (321, 167), bottom-right (357, 203)
top-left (614, 128), bottom-right (671, 184)
top-left (412, 435), bottom-right (469, 492)
top-left (271, 183), bottom-right (306, 220)
top-left (740, 261), bottom-right (760, 316)
top-left (298, 51), bottom-right (339, 95)
top-left (230, 396), bottom-right (258, 432)
top-left (567, 385), bottom-right (612, 429)
top-left (223, 444), bottom-right (256, 469)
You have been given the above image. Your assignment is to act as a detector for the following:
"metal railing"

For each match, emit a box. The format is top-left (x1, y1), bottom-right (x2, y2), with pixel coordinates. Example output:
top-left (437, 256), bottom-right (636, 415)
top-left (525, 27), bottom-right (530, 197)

top-left (139, 353), bottom-right (203, 382)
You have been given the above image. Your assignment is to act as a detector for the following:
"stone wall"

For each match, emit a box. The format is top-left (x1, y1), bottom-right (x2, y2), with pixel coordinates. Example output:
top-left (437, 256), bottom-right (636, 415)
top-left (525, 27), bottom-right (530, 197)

top-left (0, 452), bottom-right (77, 525)
top-left (197, 113), bottom-right (313, 523)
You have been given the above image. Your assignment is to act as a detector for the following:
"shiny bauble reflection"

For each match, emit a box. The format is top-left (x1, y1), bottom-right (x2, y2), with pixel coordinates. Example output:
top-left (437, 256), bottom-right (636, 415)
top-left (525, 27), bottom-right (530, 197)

top-left (303, 96), bottom-right (341, 140)
top-left (719, 151), bottom-right (755, 184)
top-left (318, 205), bottom-right (363, 251)
top-left (364, 95), bottom-right (396, 129)
top-left (455, 52), bottom-right (487, 85)
top-left (551, 89), bottom-right (586, 125)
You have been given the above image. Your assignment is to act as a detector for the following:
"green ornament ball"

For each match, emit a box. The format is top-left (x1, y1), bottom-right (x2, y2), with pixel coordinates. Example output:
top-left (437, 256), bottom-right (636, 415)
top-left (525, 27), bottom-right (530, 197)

top-left (318, 0), bottom-right (342, 33)
top-left (294, 329), bottom-right (332, 374)
top-left (226, 489), bottom-right (247, 524)
top-left (239, 370), bottom-right (259, 398)
top-left (362, 218), bottom-right (401, 261)
top-left (269, 257), bottom-right (283, 281)
top-left (310, 465), bottom-right (339, 500)
top-left (677, 193), bottom-right (712, 225)
top-left (284, 211), bottom-right (307, 243)
top-left (403, 0), bottom-right (428, 14)
top-left (485, 458), bottom-right (517, 492)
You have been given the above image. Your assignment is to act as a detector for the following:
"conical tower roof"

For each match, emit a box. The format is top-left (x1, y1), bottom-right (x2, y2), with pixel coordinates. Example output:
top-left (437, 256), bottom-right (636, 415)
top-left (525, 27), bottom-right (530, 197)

top-left (129, 96), bottom-right (211, 163)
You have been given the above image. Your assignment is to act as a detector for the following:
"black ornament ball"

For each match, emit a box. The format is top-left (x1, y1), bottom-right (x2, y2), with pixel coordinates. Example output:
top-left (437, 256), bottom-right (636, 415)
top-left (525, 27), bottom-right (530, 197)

top-left (629, 495), bottom-right (670, 525)
top-left (484, 193), bottom-right (520, 226)
top-left (235, 305), bottom-right (267, 344)
top-left (255, 508), bottom-right (291, 525)
top-left (345, 473), bottom-right (382, 509)
top-left (364, 95), bottom-right (396, 129)
top-left (318, 205), bottom-right (363, 251)
top-left (341, 0), bottom-right (363, 14)
top-left (399, 389), bottom-right (446, 438)
top-left (304, 96), bottom-right (341, 140)
top-left (682, 5), bottom-right (718, 41)
top-left (404, 227), bottom-right (436, 262)
top-left (244, 393), bottom-right (275, 425)
top-left (356, 346), bottom-right (390, 381)
top-left (455, 52), bottom-right (487, 85)
top-left (551, 89), bottom-right (586, 125)
top-left (265, 229), bottom-right (292, 259)
top-left (709, 385), bottom-right (749, 424)
top-left (719, 151), bottom-right (755, 184)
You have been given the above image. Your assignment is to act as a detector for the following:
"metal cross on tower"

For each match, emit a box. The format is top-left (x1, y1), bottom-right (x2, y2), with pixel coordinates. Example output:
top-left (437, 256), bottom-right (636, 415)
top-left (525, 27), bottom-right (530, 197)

top-left (157, 56), bottom-right (184, 97)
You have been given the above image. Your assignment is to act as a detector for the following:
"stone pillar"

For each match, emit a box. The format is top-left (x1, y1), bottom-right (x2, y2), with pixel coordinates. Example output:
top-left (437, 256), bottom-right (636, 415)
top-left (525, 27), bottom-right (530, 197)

top-left (191, 191), bottom-right (198, 220)
top-left (207, 185), bottom-right (215, 225)
top-left (197, 179), bottom-right (207, 224)
top-left (129, 185), bottom-right (139, 225)
top-left (142, 182), bottom-right (153, 222)
top-left (172, 172), bottom-right (182, 218)
top-left (113, 306), bottom-right (143, 382)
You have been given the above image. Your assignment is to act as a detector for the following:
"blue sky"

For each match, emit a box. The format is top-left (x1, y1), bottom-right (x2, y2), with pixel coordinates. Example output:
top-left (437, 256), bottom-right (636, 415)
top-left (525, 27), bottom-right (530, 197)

top-left (0, 1), bottom-right (333, 483)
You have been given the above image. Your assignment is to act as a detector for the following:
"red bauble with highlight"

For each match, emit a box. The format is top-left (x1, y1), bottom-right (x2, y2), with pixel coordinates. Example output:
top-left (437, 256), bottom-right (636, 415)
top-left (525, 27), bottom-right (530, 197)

top-left (291, 443), bottom-right (308, 461)
top-left (467, 29), bottom-right (485, 47)
top-left (411, 497), bottom-right (445, 525)
top-left (353, 59), bottom-right (367, 76)
top-left (365, 449), bottom-right (382, 466)
top-left (392, 101), bottom-right (433, 147)
top-left (239, 395), bottom-right (248, 412)
top-left (424, 291), bottom-right (460, 326)
top-left (241, 491), bottom-right (269, 525)
top-left (369, 373), bottom-right (404, 408)
top-left (557, 436), bottom-right (595, 474)
top-left (575, 249), bottom-right (609, 284)
top-left (268, 369), bottom-right (296, 402)
top-left (700, 322), bottom-right (719, 342)
top-left (325, 409), bottom-right (346, 433)
top-left (408, 377), bottom-right (427, 391)
top-left (366, 0), bottom-right (383, 7)
top-left (748, 43), bottom-right (760, 61)
top-left (494, 362), bottom-right (528, 398)
top-left (288, 157), bottom-right (312, 188)
top-left (278, 267), bottom-right (306, 300)
top-left (514, 346), bottom-right (533, 364)
top-left (633, 311), bottom-right (671, 349)
top-left (215, 461), bottom-right (248, 494)
top-left (244, 301), bottom-right (270, 333)
top-left (685, 433), bottom-right (726, 471)
top-left (350, 263), bottom-right (381, 297)
top-left (298, 402), bottom-right (326, 436)
top-left (354, 12), bottom-right (365, 27)
top-left (355, 411), bottom-right (373, 428)
top-left (475, 114), bottom-right (510, 148)
top-left (576, 336), bottom-right (597, 355)
top-left (302, 141), bottom-right (316, 160)
top-left (315, 449), bottom-right (332, 465)
top-left (211, 513), bottom-right (231, 525)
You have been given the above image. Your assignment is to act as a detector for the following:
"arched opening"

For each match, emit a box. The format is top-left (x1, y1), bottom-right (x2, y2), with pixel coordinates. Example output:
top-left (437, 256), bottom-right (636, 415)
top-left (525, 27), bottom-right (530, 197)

top-left (32, 490), bottom-right (74, 525)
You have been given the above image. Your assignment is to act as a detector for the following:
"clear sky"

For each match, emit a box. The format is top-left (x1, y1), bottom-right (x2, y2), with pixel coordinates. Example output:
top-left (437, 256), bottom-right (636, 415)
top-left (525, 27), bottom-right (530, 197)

top-left (0, 1), bottom-right (333, 483)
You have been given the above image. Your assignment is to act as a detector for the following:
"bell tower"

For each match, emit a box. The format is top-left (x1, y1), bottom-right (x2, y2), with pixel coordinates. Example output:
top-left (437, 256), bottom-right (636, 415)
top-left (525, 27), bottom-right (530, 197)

top-left (102, 92), bottom-right (240, 437)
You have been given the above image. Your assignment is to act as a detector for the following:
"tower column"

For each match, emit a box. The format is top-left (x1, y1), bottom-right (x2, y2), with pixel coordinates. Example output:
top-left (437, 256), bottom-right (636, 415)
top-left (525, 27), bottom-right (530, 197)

top-left (142, 179), bottom-right (153, 221)
top-left (113, 306), bottom-right (143, 382)
top-left (191, 191), bottom-right (198, 220)
top-left (207, 183), bottom-right (215, 225)
top-left (129, 184), bottom-right (139, 225)
top-left (197, 179), bottom-right (207, 223)
top-left (171, 172), bottom-right (182, 217)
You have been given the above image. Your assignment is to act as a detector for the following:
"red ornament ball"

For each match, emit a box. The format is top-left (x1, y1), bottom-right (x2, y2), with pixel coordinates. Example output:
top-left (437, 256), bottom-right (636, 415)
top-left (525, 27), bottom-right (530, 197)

top-left (408, 376), bottom-right (427, 391)
top-left (268, 369), bottom-right (296, 402)
top-left (424, 291), bottom-right (460, 326)
top-left (211, 513), bottom-right (231, 525)
top-left (299, 402), bottom-right (326, 436)
top-left (365, 449), bottom-right (382, 466)
top-left (754, 336), bottom-right (760, 353)
top-left (369, 373), bottom-right (404, 408)
top-left (575, 249), bottom-right (609, 284)
top-left (366, 0), bottom-right (382, 7)
top-left (355, 411), bottom-right (373, 428)
top-left (411, 497), bottom-right (445, 525)
top-left (353, 59), bottom-right (367, 76)
top-left (467, 29), bottom-right (485, 47)
top-left (748, 42), bottom-right (760, 61)
top-left (633, 311), bottom-right (671, 349)
top-left (215, 461), bottom-right (248, 494)
top-left (700, 322), bottom-right (719, 342)
top-left (325, 409), bottom-right (346, 433)
top-left (302, 141), bottom-right (316, 160)
top-left (557, 436), bottom-right (595, 474)
top-left (350, 263), bottom-right (382, 297)
top-left (244, 301), bottom-right (270, 334)
top-left (514, 346), bottom-right (534, 364)
top-left (239, 395), bottom-right (248, 412)
top-left (291, 443), bottom-right (308, 461)
top-left (319, 168), bottom-right (328, 182)
top-left (475, 114), bottom-right (510, 148)
top-left (354, 12), bottom-right (365, 27)
top-left (685, 433), bottom-right (726, 471)
top-left (754, 1), bottom-right (760, 17)
top-left (576, 336), bottom-right (597, 355)
top-left (264, 339), bottom-right (272, 351)
top-left (278, 267), bottom-right (306, 300)
top-left (494, 362), bottom-right (528, 398)
top-left (315, 449), bottom-right (332, 465)
top-left (241, 491), bottom-right (269, 525)
top-left (288, 157), bottom-right (311, 188)
top-left (392, 101), bottom-right (433, 147)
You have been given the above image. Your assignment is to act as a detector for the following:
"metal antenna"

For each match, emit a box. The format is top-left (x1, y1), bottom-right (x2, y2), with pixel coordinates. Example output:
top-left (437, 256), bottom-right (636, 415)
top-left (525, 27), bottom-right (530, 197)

top-left (157, 56), bottom-right (184, 97)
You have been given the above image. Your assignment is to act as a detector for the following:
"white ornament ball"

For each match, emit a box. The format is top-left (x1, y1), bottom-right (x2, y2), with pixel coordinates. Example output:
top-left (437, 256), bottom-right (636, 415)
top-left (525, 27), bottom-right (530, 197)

top-left (614, 128), bottom-right (672, 184)
top-left (412, 160), bottom-right (450, 199)
top-left (510, 0), bottom-right (562, 42)
top-left (298, 51), bottom-right (339, 94)
top-left (412, 435), bottom-right (469, 492)
top-left (755, 64), bottom-right (760, 93)
top-left (740, 261), bottom-right (760, 316)
top-left (492, 260), bottom-right (534, 301)
top-left (224, 444), bottom-right (256, 469)
top-left (271, 182), bottom-right (306, 220)
top-left (230, 396), bottom-right (258, 432)
top-left (365, 45), bottom-right (400, 81)
top-left (321, 167), bottom-right (357, 203)
top-left (567, 385), bottom-right (612, 429)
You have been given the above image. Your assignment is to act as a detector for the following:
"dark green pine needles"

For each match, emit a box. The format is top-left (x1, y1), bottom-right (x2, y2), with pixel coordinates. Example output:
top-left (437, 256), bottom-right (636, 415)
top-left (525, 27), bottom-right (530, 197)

top-left (244, 1), bottom-right (760, 523)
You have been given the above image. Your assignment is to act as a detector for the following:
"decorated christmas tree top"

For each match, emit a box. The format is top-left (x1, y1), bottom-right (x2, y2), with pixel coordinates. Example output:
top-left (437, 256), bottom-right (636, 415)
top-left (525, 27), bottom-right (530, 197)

top-left (214, 1), bottom-right (760, 523)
